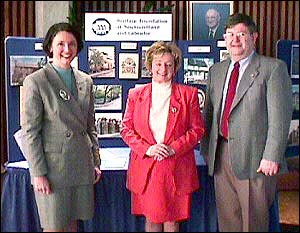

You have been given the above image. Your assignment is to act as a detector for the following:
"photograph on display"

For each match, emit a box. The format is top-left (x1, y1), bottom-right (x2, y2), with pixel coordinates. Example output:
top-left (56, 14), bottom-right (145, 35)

top-left (141, 46), bottom-right (151, 78)
top-left (292, 84), bottom-right (299, 113)
top-left (88, 46), bottom-right (115, 78)
top-left (119, 53), bottom-right (139, 79)
top-left (198, 87), bottom-right (206, 111)
top-left (10, 55), bottom-right (47, 86)
top-left (95, 112), bottom-right (122, 138)
top-left (291, 44), bottom-right (299, 79)
top-left (219, 49), bottom-right (230, 61)
top-left (188, 1), bottom-right (233, 40)
top-left (183, 57), bottom-right (214, 85)
top-left (93, 84), bottom-right (122, 110)
top-left (287, 119), bottom-right (299, 147)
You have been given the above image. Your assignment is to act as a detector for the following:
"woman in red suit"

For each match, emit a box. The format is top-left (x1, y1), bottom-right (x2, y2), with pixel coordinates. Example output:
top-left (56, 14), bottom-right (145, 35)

top-left (121, 41), bottom-right (205, 232)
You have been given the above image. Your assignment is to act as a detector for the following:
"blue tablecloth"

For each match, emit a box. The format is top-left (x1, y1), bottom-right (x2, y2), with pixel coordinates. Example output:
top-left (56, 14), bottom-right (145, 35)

top-left (1, 166), bottom-right (280, 232)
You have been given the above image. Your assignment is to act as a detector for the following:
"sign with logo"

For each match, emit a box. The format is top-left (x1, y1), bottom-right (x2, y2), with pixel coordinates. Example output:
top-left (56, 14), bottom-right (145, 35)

top-left (85, 13), bottom-right (172, 41)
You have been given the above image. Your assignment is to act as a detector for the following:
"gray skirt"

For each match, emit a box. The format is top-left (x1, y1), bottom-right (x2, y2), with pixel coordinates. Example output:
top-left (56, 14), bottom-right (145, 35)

top-left (34, 185), bottom-right (94, 230)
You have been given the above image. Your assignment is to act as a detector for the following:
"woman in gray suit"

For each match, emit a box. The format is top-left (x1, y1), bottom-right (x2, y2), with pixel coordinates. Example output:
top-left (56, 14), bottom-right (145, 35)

top-left (21, 22), bottom-right (102, 232)
top-left (201, 13), bottom-right (293, 231)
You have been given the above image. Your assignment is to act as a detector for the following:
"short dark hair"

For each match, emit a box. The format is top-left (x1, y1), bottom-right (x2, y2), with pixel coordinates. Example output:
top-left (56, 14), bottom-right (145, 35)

top-left (42, 22), bottom-right (83, 57)
top-left (225, 13), bottom-right (258, 34)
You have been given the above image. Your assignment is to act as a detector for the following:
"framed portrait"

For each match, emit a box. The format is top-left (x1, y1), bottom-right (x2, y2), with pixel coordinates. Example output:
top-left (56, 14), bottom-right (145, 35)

top-left (188, 1), bottom-right (234, 40)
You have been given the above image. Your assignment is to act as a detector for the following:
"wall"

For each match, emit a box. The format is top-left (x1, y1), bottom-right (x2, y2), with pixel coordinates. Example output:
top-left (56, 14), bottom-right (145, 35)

top-left (35, 1), bottom-right (70, 37)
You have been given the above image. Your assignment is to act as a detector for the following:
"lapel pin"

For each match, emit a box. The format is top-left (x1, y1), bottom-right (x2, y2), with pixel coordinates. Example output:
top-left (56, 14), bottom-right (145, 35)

top-left (59, 89), bottom-right (70, 101)
top-left (251, 71), bottom-right (259, 78)
top-left (171, 107), bottom-right (177, 113)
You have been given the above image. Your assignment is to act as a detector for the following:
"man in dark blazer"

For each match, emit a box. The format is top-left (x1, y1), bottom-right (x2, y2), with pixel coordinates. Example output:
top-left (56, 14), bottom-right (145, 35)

top-left (201, 13), bottom-right (293, 231)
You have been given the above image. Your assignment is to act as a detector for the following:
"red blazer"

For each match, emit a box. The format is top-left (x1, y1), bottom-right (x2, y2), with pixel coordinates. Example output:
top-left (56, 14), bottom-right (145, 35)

top-left (121, 82), bottom-right (205, 195)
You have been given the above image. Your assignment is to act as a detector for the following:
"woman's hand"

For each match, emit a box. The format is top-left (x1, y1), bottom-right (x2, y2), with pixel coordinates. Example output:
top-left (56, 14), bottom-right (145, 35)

top-left (33, 176), bottom-right (52, 195)
top-left (148, 144), bottom-right (175, 161)
top-left (94, 166), bottom-right (102, 184)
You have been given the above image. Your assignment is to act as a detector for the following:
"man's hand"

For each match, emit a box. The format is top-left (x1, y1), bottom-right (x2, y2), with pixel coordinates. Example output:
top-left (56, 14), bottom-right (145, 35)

top-left (257, 159), bottom-right (280, 176)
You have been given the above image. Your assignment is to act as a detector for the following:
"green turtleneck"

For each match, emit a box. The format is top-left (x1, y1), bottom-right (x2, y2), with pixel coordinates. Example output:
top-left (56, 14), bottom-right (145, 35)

top-left (52, 64), bottom-right (76, 97)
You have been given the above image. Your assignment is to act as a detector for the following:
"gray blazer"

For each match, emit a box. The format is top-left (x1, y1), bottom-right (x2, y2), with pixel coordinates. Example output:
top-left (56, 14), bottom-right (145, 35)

top-left (201, 53), bottom-right (293, 179)
top-left (22, 63), bottom-right (100, 189)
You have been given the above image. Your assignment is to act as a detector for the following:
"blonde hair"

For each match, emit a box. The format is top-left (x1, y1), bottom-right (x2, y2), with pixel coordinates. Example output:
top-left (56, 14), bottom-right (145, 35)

top-left (145, 41), bottom-right (182, 73)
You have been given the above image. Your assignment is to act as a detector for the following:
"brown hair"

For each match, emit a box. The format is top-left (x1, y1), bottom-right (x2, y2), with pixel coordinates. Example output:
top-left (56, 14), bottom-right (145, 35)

top-left (42, 22), bottom-right (83, 57)
top-left (225, 13), bottom-right (258, 34)
top-left (145, 41), bottom-right (182, 73)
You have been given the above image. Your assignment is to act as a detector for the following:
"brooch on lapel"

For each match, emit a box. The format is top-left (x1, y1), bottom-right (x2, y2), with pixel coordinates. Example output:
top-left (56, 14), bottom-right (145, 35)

top-left (171, 107), bottom-right (177, 113)
top-left (59, 89), bottom-right (70, 101)
top-left (251, 71), bottom-right (259, 79)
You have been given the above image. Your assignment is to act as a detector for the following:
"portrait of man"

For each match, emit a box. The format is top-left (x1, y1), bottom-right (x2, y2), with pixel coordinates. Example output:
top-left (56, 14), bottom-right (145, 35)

top-left (189, 1), bottom-right (233, 40)
top-left (205, 8), bottom-right (223, 40)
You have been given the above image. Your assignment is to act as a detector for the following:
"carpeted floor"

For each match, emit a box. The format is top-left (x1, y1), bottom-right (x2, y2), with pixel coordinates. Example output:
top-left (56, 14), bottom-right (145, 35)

top-left (281, 223), bottom-right (299, 232)
top-left (278, 157), bottom-right (299, 232)
top-left (279, 191), bottom-right (299, 227)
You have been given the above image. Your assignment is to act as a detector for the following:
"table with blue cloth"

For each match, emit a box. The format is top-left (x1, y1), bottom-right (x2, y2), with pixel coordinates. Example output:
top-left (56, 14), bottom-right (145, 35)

top-left (1, 149), bottom-right (280, 232)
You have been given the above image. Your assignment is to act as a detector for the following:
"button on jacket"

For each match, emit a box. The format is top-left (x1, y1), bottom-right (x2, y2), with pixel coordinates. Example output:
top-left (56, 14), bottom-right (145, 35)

top-left (22, 63), bottom-right (100, 189)
top-left (121, 83), bottom-right (205, 195)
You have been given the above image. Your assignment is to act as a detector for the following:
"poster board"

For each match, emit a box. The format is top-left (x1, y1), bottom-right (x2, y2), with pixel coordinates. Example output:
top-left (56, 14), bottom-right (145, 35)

top-left (5, 36), bottom-right (226, 162)
top-left (277, 40), bottom-right (299, 158)
top-left (5, 37), bottom-right (46, 162)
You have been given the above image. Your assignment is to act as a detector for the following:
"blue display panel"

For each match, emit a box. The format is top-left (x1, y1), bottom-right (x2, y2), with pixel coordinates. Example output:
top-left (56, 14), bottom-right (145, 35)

top-left (12, 37), bottom-right (290, 162)
top-left (277, 40), bottom-right (300, 157)
top-left (5, 37), bottom-right (46, 162)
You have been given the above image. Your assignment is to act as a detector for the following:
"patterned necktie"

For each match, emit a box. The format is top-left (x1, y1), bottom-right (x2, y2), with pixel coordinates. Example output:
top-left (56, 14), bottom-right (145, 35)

top-left (209, 29), bottom-right (214, 39)
top-left (221, 62), bottom-right (240, 139)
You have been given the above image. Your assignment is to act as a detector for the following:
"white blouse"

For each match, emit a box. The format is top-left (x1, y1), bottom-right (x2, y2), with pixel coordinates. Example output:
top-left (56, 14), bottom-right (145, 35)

top-left (149, 80), bottom-right (172, 143)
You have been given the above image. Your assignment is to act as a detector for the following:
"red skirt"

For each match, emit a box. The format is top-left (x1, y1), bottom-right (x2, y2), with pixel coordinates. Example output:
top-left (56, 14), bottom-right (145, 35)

top-left (131, 161), bottom-right (192, 223)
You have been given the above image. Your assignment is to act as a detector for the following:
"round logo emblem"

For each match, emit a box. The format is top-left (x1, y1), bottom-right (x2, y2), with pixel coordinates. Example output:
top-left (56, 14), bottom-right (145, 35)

top-left (92, 18), bottom-right (111, 36)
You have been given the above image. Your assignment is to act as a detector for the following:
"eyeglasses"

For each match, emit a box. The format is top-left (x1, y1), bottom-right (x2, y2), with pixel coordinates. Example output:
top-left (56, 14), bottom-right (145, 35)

top-left (224, 32), bottom-right (250, 40)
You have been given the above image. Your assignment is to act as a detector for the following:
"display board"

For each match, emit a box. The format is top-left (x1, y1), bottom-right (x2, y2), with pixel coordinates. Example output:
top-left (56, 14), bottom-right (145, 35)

top-left (4, 36), bottom-right (230, 163)
top-left (5, 37), bottom-right (46, 162)
top-left (277, 40), bottom-right (299, 158)
top-left (6, 37), bottom-right (297, 162)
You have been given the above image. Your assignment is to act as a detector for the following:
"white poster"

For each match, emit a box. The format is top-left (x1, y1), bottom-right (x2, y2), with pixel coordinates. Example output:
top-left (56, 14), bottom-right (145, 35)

top-left (85, 13), bottom-right (172, 41)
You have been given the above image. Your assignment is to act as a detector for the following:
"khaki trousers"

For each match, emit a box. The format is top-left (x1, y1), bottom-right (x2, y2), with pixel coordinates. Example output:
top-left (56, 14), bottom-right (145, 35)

top-left (214, 137), bottom-right (277, 232)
